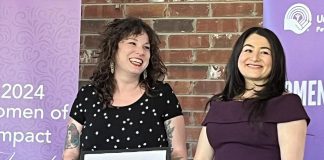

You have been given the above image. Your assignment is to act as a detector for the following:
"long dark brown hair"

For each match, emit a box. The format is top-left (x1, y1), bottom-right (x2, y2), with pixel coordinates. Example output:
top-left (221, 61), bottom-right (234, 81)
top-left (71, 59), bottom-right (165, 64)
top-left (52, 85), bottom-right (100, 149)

top-left (207, 27), bottom-right (287, 122)
top-left (90, 17), bottom-right (167, 108)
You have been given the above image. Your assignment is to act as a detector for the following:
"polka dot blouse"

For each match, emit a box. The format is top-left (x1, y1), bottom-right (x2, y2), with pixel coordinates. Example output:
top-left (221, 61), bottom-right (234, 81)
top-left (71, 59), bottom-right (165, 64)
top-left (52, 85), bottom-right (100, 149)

top-left (69, 82), bottom-right (183, 152)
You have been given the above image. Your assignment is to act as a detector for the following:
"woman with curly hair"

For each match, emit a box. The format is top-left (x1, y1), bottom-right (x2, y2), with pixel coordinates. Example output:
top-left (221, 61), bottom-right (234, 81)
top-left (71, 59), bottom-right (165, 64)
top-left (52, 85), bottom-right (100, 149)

top-left (63, 17), bottom-right (187, 160)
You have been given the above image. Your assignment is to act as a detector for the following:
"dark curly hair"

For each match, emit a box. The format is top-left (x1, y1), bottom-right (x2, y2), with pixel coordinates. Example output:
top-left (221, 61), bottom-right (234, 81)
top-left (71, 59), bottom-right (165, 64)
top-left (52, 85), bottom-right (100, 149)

top-left (90, 17), bottom-right (167, 108)
top-left (207, 27), bottom-right (287, 122)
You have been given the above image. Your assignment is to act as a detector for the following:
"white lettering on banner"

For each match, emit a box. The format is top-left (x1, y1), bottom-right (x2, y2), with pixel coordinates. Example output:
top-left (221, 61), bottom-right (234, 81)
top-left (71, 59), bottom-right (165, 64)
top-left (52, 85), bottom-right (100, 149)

top-left (50, 104), bottom-right (69, 120)
top-left (0, 107), bottom-right (44, 119)
top-left (1, 83), bottom-right (45, 100)
top-left (0, 104), bottom-right (69, 120)
top-left (317, 15), bottom-right (324, 23)
top-left (316, 26), bottom-right (324, 32)
top-left (0, 130), bottom-right (52, 148)
top-left (286, 80), bottom-right (324, 106)
top-left (315, 14), bottom-right (324, 32)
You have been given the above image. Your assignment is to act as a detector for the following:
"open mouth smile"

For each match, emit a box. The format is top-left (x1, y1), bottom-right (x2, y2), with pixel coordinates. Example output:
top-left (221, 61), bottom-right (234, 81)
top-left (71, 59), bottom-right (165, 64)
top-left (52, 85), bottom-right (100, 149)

top-left (129, 58), bottom-right (143, 67)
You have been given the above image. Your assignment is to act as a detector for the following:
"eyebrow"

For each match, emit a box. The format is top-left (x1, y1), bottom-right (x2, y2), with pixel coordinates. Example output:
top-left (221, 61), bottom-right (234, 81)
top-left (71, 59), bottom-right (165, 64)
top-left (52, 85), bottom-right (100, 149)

top-left (123, 37), bottom-right (150, 44)
top-left (124, 37), bottom-right (138, 41)
top-left (243, 44), bottom-right (271, 51)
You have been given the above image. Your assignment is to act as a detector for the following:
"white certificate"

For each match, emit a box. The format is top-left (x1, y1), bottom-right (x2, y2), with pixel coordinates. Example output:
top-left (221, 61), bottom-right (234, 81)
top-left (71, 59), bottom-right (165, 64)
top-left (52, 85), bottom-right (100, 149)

top-left (81, 147), bottom-right (170, 160)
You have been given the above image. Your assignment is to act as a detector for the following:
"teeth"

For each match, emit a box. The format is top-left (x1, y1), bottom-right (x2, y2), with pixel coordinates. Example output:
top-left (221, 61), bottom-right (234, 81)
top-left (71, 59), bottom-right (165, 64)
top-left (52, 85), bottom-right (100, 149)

top-left (129, 58), bottom-right (143, 66)
top-left (247, 64), bottom-right (261, 68)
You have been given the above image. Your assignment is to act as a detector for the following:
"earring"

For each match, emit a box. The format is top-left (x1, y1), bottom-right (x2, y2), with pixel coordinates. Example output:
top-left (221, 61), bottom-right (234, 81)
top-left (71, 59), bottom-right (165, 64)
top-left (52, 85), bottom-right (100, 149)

top-left (143, 70), bottom-right (147, 79)
top-left (110, 62), bottom-right (114, 74)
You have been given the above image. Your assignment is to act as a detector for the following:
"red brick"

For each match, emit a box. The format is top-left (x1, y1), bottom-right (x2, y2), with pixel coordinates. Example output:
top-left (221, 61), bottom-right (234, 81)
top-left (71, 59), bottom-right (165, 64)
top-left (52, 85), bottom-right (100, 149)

top-left (80, 36), bottom-right (85, 49)
top-left (153, 19), bottom-right (194, 33)
top-left (178, 96), bottom-right (209, 111)
top-left (193, 81), bottom-right (225, 95)
top-left (158, 35), bottom-right (167, 49)
top-left (197, 19), bottom-right (238, 33)
top-left (212, 3), bottom-right (262, 17)
top-left (186, 143), bottom-right (194, 159)
top-left (186, 127), bottom-right (202, 142)
top-left (192, 112), bottom-right (206, 126)
top-left (239, 18), bottom-right (263, 32)
top-left (195, 50), bottom-right (231, 64)
top-left (81, 5), bottom-right (84, 18)
top-left (169, 4), bottom-right (209, 17)
top-left (79, 80), bottom-right (91, 89)
top-left (82, 0), bottom-right (107, 4)
top-left (211, 33), bottom-right (239, 48)
top-left (84, 5), bottom-right (123, 18)
top-left (126, 4), bottom-right (166, 18)
top-left (208, 64), bottom-right (226, 80)
top-left (183, 112), bottom-right (190, 126)
top-left (184, 112), bottom-right (206, 126)
top-left (188, 145), bottom-right (195, 158)
top-left (80, 65), bottom-right (96, 79)
top-left (167, 81), bottom-right (192, 95)
top-left (112, 0), bottom-right (148, 2)
top-left (169, 35), bottom-right (209, 48)
top-left (80, 49), bottom-right (99, 64)
top-left (256, 3), bottom-right (263, 16)
top-left (84, 35), bottom-right (102, 49)
top-left (191, 143), bottom-right (198, 159)
top-left (81, 20), bottom-right (107, 34)
top-left (160, 50), bottom-right (193, 64)
top-left (167, 66), bottom-right (208, 79)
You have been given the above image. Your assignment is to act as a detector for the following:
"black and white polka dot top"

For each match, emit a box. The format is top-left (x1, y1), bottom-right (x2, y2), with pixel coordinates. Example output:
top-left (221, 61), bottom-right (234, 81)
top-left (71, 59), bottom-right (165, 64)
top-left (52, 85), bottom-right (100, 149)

top-left (69, 82), bottom-right (183, 152)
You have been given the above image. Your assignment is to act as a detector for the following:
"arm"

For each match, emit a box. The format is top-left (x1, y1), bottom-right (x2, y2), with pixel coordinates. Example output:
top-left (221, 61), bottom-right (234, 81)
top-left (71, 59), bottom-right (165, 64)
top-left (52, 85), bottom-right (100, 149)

top-left (62, 118), bottom-right (83, 160)
top-left (277, 119), bottom-right (307, 160)
top-left (194, 127), bottom-right (214, 160)
top-left (164, 115), bottom-right (187, 160)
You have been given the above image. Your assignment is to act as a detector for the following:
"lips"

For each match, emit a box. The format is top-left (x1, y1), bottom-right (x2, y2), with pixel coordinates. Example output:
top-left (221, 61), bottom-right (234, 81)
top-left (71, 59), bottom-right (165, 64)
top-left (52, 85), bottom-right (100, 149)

top-left (129, 58), bottom-right (143, 66)
top-left (247, 64), bottom-right (262, 68)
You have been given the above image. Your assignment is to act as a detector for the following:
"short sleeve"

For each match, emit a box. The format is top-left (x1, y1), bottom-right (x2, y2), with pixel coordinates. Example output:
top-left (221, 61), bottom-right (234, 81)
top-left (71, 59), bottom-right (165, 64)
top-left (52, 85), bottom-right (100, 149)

top-left (202, 101), bottom-right (217, 126)
top-left (202, 113), bottom-right (209, 126)
top-left (201, 94), bottom-right (310, 126)
top-left (158, 82), bottom-right (183, 121)
top-left (263, 94), bottom-right (310, 124)
top-left (69, 85), bottom-right (95, 124)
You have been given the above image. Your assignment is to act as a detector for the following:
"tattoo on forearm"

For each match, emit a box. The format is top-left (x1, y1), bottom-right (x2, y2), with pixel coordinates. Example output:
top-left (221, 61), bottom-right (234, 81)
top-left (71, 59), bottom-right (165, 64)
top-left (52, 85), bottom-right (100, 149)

top-left (64, 123), bottom-right (80, 149)
top-left (164, 120), bottom-right (175, 151)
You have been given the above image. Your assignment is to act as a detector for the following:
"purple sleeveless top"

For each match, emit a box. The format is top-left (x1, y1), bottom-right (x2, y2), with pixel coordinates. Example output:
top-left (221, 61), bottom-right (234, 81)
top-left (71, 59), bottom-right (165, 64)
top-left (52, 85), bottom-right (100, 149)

top-left (202, 94), bottom-right (310, 160)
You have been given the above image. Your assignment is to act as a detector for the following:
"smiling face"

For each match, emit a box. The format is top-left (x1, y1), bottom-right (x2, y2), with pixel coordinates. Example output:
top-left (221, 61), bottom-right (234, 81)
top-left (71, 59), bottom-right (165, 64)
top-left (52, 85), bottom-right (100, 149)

top-left (114, 32), bottom-right (151, 77)
top-left (238, 33), bottom-right (272, 88)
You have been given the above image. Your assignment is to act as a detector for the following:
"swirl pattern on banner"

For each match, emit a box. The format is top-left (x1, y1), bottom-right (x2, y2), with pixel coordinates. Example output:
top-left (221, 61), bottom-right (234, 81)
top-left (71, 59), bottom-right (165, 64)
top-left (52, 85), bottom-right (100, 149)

top-left (0, 1), bottom-right (81, 159)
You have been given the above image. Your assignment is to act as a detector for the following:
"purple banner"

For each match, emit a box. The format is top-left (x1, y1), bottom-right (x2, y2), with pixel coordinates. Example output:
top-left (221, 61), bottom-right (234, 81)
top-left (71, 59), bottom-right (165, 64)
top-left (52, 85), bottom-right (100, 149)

top-left (264, 1), bottom-right (324, 159)
top-left (0, 0), bottom-right (80, 159)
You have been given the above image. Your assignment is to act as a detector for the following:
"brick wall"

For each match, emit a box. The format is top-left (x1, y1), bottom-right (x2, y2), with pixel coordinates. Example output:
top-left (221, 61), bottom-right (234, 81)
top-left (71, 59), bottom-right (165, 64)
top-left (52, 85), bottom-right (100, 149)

top-left (80, 0), bottom-right (263, 159)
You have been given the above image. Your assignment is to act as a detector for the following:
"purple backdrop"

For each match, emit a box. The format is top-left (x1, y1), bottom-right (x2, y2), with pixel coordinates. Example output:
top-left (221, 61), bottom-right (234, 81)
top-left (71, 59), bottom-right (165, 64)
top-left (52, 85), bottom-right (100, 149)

top-left (0, 0), bottom-right (80, 159)
top-left (264, 1), bottom-right (324, 160)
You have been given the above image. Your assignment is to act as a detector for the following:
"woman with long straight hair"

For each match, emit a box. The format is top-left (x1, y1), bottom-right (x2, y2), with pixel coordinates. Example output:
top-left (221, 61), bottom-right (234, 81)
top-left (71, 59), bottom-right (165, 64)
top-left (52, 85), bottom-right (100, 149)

top-left (194, 27), bottom-right (310, 160)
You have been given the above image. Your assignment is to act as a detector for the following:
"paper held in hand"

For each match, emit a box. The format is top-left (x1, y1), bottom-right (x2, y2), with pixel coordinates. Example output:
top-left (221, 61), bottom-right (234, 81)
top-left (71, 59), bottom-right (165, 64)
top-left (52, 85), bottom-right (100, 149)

top-left (81, 147), bottom-right (171, 160)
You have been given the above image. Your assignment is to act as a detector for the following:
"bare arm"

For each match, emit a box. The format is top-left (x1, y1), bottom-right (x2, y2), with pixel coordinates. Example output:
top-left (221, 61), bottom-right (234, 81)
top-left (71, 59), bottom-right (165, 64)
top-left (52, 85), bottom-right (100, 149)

top-left (277, 119), bottom-right (307, 160)
top-left (164, 115), bottom-right (187, 160)
top-left (62, 118), bottom-right (83, 160)
top-left (194, 127), bottom-right (214, 160)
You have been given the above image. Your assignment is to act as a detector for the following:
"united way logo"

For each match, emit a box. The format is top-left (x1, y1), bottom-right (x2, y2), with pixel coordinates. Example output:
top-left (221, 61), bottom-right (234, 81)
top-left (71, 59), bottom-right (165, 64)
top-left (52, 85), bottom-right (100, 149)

top-left (284, 3), bottom-right (312, 34)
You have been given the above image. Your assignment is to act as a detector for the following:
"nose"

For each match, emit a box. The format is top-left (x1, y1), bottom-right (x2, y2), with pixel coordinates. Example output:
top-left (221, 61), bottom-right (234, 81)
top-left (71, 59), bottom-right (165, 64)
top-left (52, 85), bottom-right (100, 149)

top-left (251, 51), bottom-right (260, 61)
top-left (136, 46), bottom-right (147, 56)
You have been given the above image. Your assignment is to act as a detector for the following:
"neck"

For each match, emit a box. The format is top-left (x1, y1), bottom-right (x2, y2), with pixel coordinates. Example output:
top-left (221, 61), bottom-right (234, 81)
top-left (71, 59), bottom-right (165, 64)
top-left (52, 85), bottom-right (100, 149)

top-left (245, 79), bottom-right (266, 91)
top-left (114, 72), bottom-right (141, 92)
top-left (112, 77), bottom-right (145, 107)
top-left (240, 90), bottom-right (256, 99)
